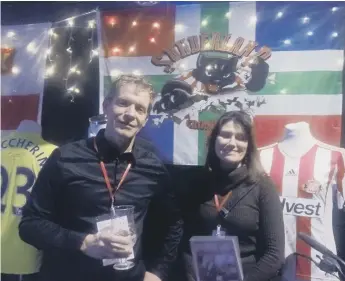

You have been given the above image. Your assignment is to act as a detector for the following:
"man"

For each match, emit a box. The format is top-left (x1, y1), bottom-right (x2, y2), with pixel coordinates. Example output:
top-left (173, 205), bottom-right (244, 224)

top-left (19, 75), bottom-right (183, 281)
top-left (1, 121), bottom-right (57, 281)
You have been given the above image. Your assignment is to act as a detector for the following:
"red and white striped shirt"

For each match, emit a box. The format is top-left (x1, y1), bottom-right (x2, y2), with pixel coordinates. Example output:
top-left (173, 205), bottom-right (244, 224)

top-left (260, 141), bottom-right (345, 281)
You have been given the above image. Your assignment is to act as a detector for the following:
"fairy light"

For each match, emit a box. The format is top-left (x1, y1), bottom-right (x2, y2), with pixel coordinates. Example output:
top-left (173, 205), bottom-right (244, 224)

top-left (26, 42), bottom-right (37, 53)
top-left (331, 32), bottom-right (338, 38)
top-left (276, 11), bottom-right (283, 18)
top-left (11, 66), bottom-right (20, 75)
top-left (67, 18), bottom-right (74, 27)
top-left (152, 22), bottom-right (160, 29)
top-left (108, 17), bottom-right (116, 26)
top-left (48, 29), bottom-right (58, 38)
top-left (68, 86), bottom-right (80, 93)
top-left (331, 7), bottom-right (338, 12)
top-left (91, 49), bottom-right (99, 56)
top-left (7, 31), bottom-right (15, 38)
top-left (48, 29), bottom-right (57, 37)
top-left (46, 26), bottom-right (55, 78)
top-left (45, 65), bottom-right (55, 76)
top-left (132, 21), bottom-right (138, 27)
top-left (201, 19), bottom-right (208, 26)
top-left (88, 17), bottom-right (96, 63)
top-left (150, 37), bottom-right (156, 43)
top-left (129, 46), bottom-right (136, 53)
top-left (46, 48), bottom-right (52, 56)
top-left (306, 31), bottom-right (313, 36)
top-left (40, 9), bottom-right (98, 101)
top-left (283, 39), bottom-right (291, 45)
top-left (69, 66), bottom-right (77, 73)
top-left (63, 16), bottom-right (75, 98)
top-left (302, 16), bottom-right (310, 24)
top-left (112, 47), bottom-right (121, 54)
top-left (88, 20), bottom-right (95, 29)
top-left (225, 12), bottom-right (231, 18)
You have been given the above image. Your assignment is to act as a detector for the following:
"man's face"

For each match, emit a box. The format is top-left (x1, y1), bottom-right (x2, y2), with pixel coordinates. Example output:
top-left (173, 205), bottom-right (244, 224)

top-left (103, 83), bottom-right (151, 140)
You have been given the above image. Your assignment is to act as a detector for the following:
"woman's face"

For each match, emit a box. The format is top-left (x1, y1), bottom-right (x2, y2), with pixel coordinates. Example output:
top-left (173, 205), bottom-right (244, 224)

top-left (215, 120), bottom-right (248, 167)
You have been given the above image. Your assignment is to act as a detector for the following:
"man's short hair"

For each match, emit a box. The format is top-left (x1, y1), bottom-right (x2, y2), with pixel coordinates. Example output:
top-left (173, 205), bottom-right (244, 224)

top-left (105, 74), bottom-right (155, 103)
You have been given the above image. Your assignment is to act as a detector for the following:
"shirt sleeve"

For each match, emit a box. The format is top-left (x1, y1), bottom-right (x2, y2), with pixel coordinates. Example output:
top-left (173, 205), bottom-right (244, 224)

top-left (19, 148), bottom-right (87, 250)
top-left (145, 165), bottom-right (184, 281)
top-left (244, 176), bottom-right (285, 281)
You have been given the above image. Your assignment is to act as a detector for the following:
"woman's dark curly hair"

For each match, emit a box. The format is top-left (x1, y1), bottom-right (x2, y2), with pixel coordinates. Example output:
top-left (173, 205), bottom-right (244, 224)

top-left (205, 110), bottom-right (265, 182)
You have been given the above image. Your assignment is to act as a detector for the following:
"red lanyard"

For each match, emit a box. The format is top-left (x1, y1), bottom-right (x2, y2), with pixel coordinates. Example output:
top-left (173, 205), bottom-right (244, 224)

top-left (93, 137), bottom-right (131, 206)
top-left (214, 191), bottom-right (232, 212)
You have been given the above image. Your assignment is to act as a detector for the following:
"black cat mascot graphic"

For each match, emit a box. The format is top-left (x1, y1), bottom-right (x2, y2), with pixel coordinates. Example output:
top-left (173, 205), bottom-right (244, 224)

top-left (153, 51), bottom-right (269, 114)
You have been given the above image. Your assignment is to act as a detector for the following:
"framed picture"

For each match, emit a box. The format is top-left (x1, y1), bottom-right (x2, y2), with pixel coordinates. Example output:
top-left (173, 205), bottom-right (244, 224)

top-left (190, 236), bottom-right (243, 281)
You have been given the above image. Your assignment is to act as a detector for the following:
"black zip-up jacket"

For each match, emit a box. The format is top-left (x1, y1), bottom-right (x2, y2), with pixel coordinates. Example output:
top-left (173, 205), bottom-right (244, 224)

top-left (19, 129), bottom-right (183, 281)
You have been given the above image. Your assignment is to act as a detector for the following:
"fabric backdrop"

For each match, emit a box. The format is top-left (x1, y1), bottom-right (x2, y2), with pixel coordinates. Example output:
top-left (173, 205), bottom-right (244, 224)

top-left (1, 23), bottom-right (51, 136)
top-left (98, 2), bottom-right (344, 165)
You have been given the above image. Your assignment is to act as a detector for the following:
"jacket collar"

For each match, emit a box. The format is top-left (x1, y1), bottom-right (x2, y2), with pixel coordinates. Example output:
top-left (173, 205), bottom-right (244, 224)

top-left (92, 129), bottom-right (136, 166)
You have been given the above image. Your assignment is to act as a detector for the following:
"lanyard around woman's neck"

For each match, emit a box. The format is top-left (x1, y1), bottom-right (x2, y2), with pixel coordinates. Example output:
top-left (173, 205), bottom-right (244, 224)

top-left (93, 137), bottom-right (131, 209)
top-left (214, 191), bottom-right (232, 212)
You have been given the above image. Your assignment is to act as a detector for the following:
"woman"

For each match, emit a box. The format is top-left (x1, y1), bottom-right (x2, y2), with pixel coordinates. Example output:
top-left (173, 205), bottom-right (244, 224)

top-left (180, 111), bottom-right (285, 281)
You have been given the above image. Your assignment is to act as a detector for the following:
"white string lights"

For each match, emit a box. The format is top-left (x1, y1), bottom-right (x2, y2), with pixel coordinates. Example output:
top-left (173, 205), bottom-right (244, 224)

top-left (44, 9), bottom-right (98, 102)
top-left (65, 18), bottom-right (77, 101)
top-left (88, 19), bottom-right (98, 63)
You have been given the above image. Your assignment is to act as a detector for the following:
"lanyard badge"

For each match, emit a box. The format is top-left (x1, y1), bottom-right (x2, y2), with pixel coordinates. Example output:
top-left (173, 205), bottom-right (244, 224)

top-left (211, 191), bottom-right (232, 237)
top-left (93, 137), bottom-right (131, 211)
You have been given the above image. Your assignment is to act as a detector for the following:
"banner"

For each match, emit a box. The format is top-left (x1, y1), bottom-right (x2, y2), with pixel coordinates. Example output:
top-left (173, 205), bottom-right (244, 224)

top-left (1, 23), bottom-right (51, 135)
top-left (98, 2), bottom-right (344, 165)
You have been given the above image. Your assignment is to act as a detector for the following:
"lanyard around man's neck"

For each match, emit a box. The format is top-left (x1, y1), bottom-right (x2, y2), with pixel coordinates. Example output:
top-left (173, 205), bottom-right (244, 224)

top-left (93, 137), bottom-right (131, 209)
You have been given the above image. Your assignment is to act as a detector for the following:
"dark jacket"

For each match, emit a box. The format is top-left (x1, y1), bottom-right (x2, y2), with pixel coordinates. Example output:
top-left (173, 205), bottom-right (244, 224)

top-left (180, 166), bottom-right (285, 281)
top-left (19, 129), bottom-right (183, 281)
